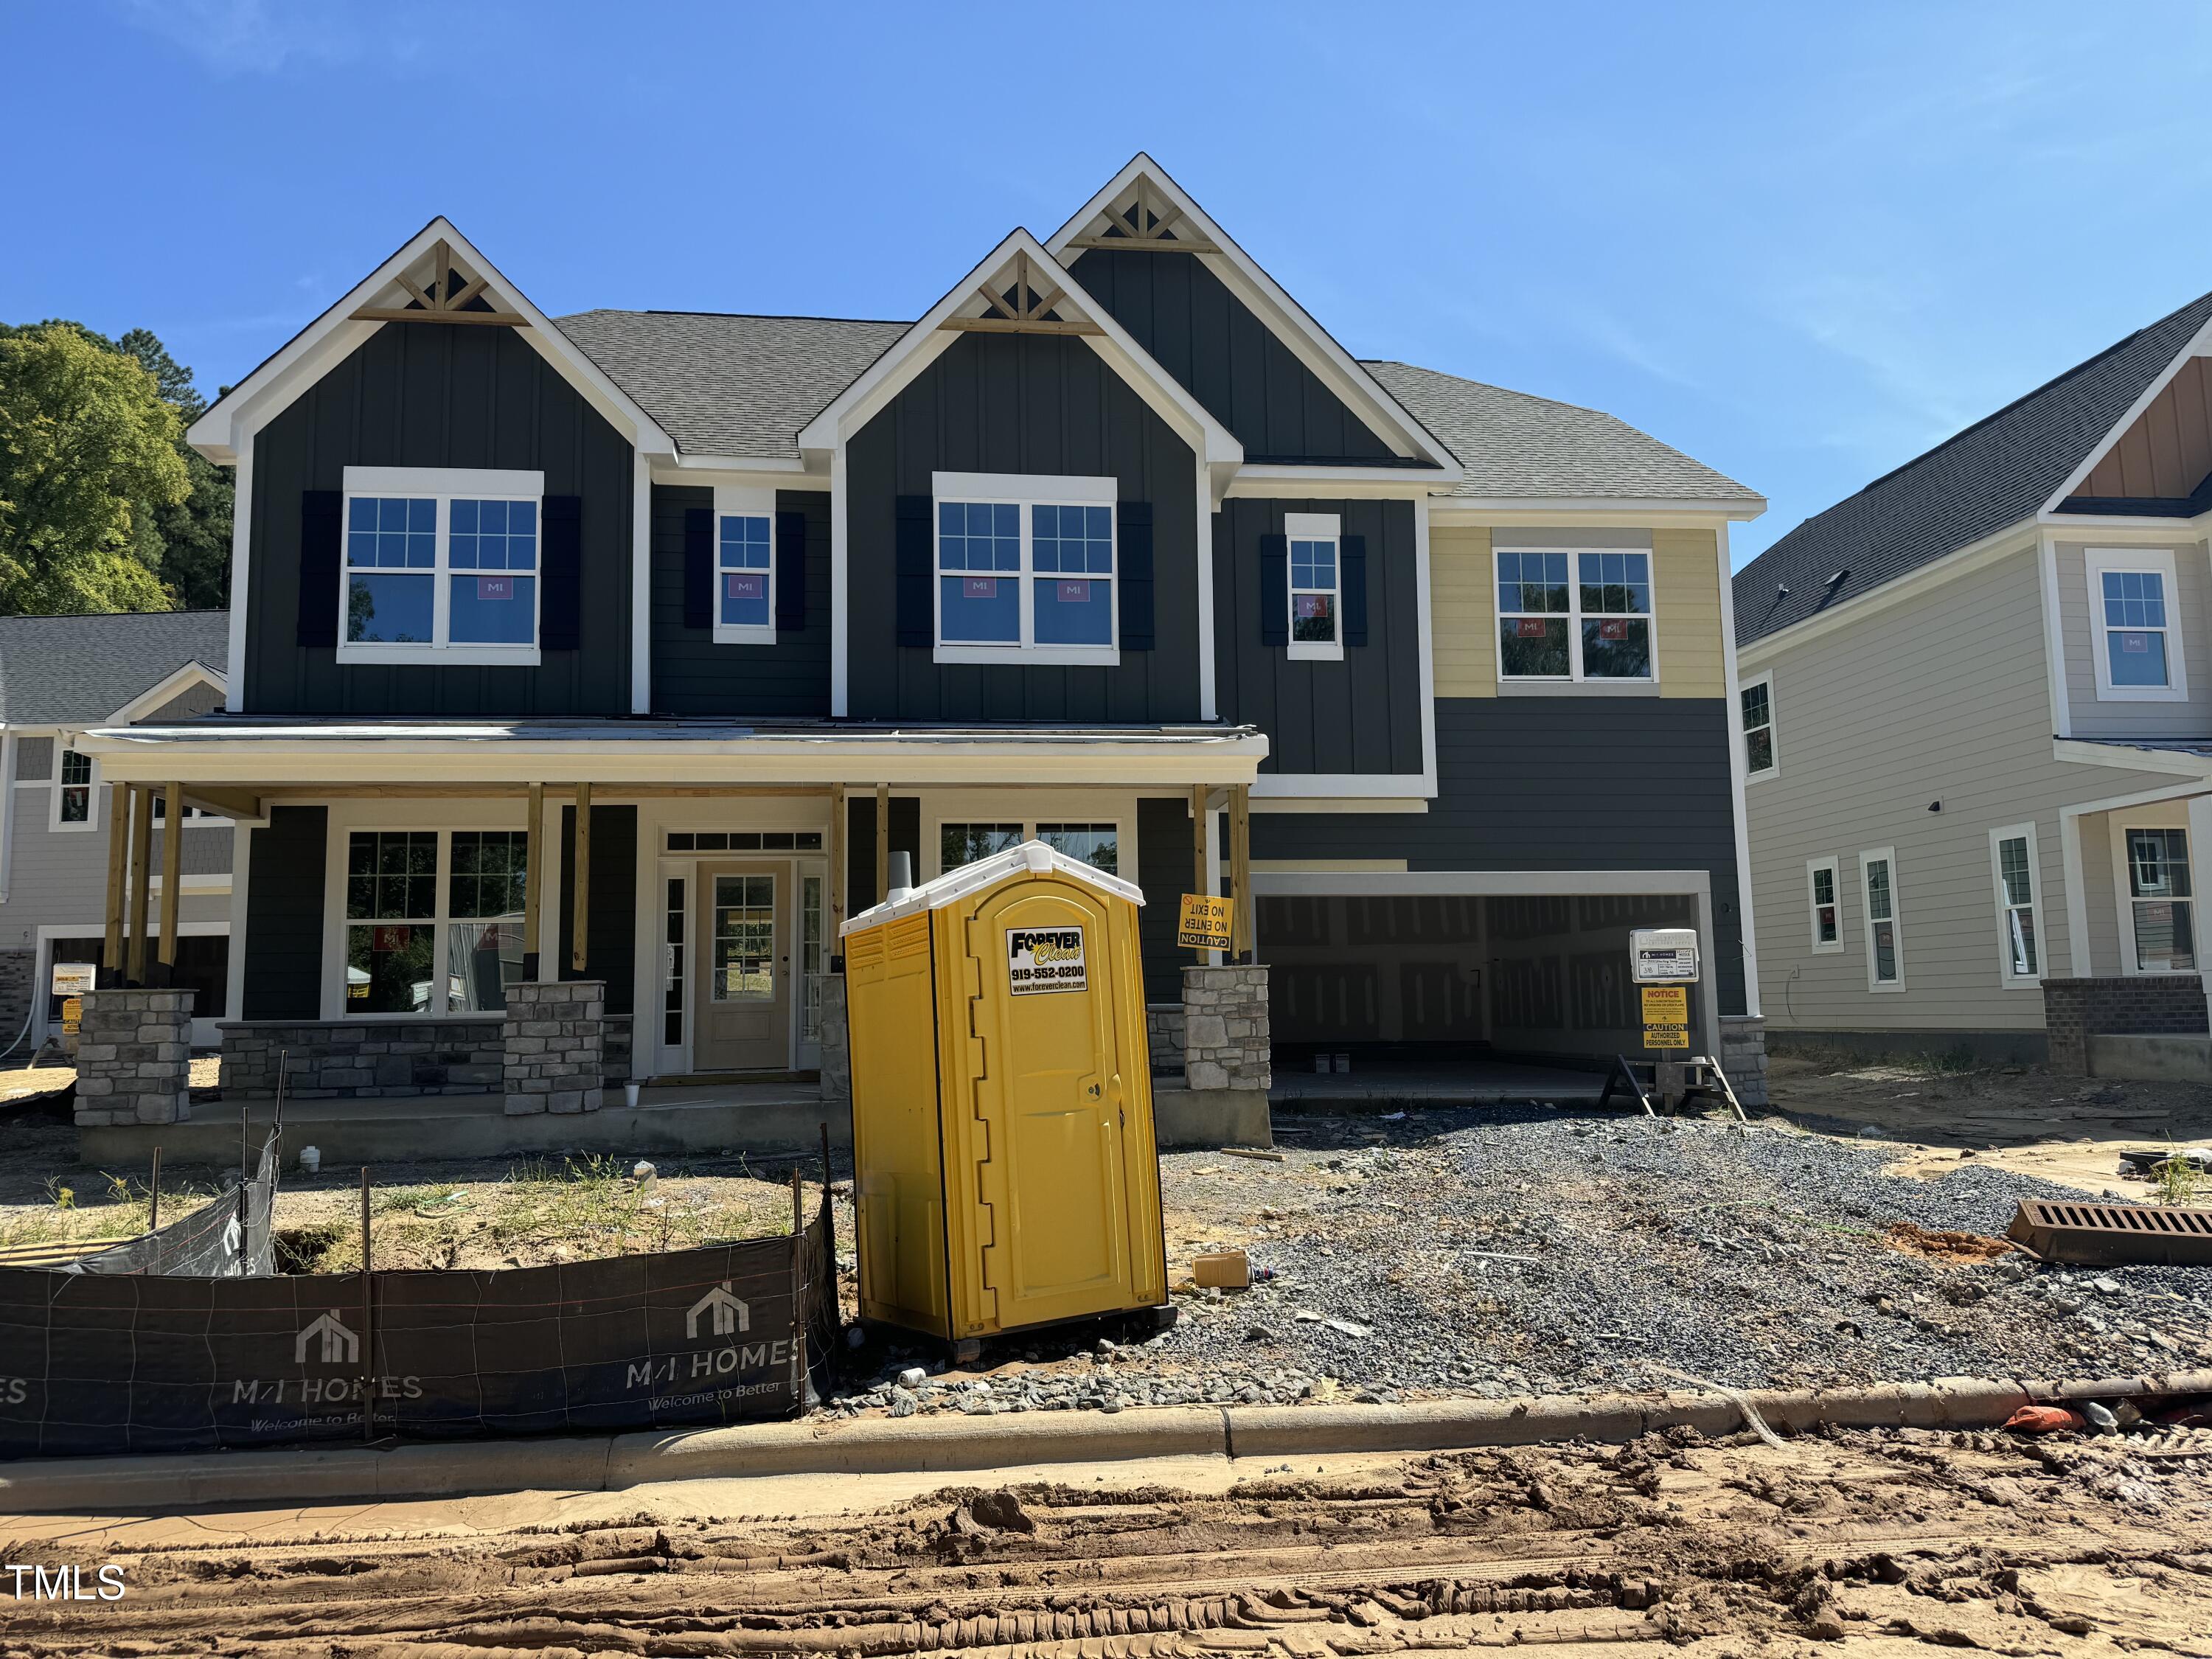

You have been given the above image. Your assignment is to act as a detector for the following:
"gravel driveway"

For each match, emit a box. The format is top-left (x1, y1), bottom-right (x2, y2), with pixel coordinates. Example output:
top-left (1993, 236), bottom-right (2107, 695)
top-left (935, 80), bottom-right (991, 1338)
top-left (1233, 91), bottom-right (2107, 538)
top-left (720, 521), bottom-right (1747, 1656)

top-left (832, 1106), bottom-right (2212, 1418)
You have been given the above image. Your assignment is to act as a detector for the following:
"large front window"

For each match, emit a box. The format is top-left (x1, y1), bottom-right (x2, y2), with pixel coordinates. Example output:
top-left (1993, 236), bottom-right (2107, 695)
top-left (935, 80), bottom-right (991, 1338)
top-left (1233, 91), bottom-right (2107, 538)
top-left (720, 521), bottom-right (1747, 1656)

top-left (1497, 548), bottom-right (1655, 682)
top-left (2126, 827), bottom-right (2195, 972)
top-left (937, 818), bottom-right (1121, 878)
top-left (340, 467), bottom-right (543, 663)
top-left (933, 473), bottom-right (1116, 664)
top-left (344, 828), bottom-right (526, 1015)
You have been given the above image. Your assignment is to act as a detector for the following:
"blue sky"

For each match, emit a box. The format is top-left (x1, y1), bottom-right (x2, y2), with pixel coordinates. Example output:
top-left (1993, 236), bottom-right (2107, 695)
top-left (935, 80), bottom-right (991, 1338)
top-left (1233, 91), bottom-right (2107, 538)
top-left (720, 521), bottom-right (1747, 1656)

top-left (9, 1), bottom-right (2212, 563)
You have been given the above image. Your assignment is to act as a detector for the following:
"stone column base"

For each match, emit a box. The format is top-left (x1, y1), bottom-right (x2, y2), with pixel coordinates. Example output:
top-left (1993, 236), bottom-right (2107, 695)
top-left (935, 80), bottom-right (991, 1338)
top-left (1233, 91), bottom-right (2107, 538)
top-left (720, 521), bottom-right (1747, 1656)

top-left (74, 987), bottom-right (196, 1127)
top-left (1719, 1014), bottom-right (1769, 1109)
top-left (503, 980), bottom-right (606, 1116)
top-left (818, 975), bottom-right (851, 1105)
top-left (1183, 964), bottom-right (1270, 1093)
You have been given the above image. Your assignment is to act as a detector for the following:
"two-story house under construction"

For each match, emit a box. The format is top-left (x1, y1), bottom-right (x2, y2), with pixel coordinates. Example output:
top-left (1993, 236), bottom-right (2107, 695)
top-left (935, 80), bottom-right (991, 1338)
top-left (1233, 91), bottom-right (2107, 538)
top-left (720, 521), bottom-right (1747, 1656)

top-left (79, 156), bottom-right (1764, 1124)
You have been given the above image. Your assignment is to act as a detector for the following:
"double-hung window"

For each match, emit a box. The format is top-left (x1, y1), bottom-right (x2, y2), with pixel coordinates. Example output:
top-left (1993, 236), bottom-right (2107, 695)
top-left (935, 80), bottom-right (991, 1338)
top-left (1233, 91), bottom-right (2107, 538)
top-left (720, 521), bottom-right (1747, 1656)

top-left (2087, 546), bottom-right (2185, 700)
top-left (340, 466), bottom-right (544, 665)
top-left (341, 827), bottom-right (527, 1016)
top-left (936, 816), bottom-right (1122, 878)
top-left (714, 484), bottom-right (775, 643)
top-left (1989, 824), bottom-right (2041, 984)
top-left (1741, 674), bottom-right (1775, 776)
top-left (2124, 827), bottom-right (2195, 972)
top-left (52, 747), bottom-right (97, 831)
top-left (933, 472), bottom-right (1116, 665)
top-left (1496, 546), bottom-right (1655, 683)
top-left (1860, 848), bottom-right (1903, 990)
top-left (1806, 857), bottom-right (1843, 953)
top-left (1285, 512), bottom-right (1342, 661)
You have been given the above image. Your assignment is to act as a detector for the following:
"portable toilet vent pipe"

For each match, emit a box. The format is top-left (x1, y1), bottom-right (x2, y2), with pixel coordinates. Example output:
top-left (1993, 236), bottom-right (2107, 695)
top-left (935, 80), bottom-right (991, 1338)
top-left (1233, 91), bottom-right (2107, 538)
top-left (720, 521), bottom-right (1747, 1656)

top-left (841, 839), bottom-right (1166, 1344)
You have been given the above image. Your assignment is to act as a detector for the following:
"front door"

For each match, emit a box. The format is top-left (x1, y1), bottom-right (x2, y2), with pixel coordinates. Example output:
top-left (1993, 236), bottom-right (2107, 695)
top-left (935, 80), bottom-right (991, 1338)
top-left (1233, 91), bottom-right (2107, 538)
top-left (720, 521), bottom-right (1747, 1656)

top-left (694, 863), bottom-right (789, 1071)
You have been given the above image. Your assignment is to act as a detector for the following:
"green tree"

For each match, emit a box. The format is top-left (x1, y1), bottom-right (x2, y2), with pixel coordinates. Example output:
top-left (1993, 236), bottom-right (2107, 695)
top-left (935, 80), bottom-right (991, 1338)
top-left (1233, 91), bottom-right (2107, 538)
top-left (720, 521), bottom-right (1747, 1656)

top-left (116, 327), bottom-right (233, 610)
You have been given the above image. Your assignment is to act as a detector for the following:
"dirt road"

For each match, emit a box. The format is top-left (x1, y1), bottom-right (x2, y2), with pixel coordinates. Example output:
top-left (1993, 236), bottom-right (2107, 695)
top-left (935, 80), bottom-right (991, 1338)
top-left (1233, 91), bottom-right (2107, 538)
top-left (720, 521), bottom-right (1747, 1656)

top-left (5, 1425), bottom-right (2208, 1655)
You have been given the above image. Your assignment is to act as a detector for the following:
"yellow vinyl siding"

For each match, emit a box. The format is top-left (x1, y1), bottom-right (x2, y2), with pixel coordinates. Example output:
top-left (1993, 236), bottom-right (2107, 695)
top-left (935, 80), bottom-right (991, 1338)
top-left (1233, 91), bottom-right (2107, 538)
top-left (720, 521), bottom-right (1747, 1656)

top-left (1432, 524), bottom-right (1496, 696)
top-left (1653, 527), bottom-right (1725, 698)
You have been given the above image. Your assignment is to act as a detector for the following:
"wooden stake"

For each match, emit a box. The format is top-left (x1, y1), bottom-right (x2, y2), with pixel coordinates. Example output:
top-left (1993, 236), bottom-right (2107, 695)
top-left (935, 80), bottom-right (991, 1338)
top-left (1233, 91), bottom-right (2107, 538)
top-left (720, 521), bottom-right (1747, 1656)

top-left (360, 1166), bottom-right (375, 1443)
top-left (789, 1166), bottom-right (808, 1414)
top-left (158, 782), bottom-right (184, 975)
top-left (147, 1147), bottom-right (161, 1235)
top-left (571, 782), bottom-right (591, 974)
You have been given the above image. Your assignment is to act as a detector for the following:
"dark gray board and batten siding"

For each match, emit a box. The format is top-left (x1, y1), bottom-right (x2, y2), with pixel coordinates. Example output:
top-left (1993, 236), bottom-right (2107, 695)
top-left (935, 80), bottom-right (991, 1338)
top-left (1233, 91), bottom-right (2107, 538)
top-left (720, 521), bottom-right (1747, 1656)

top-left (650, 487), bottom-right (832, 715)
top-left (1253, 698), bottom-right (1749, 1015)
top-left (241, 807), bottom-right (328, 1021)
top-left (844, 331), bottom-right (1203, 723)
top-left (1213, 498), bottom-right (1423, 776)
top-left (245, 322), bottom-right (634, 715)
top-left (1068, 249), bottom-right (1397, 464)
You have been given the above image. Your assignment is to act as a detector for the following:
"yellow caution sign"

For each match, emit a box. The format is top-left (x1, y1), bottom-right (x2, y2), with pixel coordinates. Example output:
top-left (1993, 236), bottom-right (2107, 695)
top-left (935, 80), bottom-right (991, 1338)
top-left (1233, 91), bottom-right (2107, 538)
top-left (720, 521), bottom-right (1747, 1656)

top-left (1177, 892), bottom-right (1233, 950)
top-left (1641, 984), bottom-right (1688, 1050)
top-left (60, 996), bottom-right (83, 1037)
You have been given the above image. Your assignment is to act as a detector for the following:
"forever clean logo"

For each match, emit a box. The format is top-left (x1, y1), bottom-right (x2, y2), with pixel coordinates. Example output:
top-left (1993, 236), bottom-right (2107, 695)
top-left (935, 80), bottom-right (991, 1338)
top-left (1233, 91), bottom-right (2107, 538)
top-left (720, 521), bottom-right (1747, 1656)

top-left (1006, 925), bottom-right (1086, 995)
top-left (294, 1310), bottom-right (358, 1366)
top-left (686, 1281), bottom-right (750, 1340)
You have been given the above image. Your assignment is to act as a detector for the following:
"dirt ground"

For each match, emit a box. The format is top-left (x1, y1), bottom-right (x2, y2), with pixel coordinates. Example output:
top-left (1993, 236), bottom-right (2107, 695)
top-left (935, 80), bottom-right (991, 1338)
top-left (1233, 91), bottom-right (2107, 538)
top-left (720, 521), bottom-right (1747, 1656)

top-left (4, 1425), bottom-right (2211, 1655)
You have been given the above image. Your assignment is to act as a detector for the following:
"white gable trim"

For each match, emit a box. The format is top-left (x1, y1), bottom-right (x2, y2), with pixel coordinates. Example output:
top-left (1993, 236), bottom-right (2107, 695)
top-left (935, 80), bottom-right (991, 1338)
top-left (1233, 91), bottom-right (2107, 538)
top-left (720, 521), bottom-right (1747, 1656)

top-left (1046, 155), bottom-right (1462, 480)
top-left (186, 218), bottom-right (676, 464)
top-left (106, 660), bottom-right (227, 726)
top-left (2040, 315), bottom-right (2212, 512)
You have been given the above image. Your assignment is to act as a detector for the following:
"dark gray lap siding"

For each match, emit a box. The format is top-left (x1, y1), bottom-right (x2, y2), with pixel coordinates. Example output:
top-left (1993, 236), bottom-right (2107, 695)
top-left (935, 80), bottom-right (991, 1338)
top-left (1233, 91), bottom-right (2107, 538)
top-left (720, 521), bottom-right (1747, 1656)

top-left (242, 807), bottom-right (327, 1020)
top-left (650, 487), bottom-right (832, 715)
top-left (1251, 698), bottom-right (1747, 1015)
top-left (845, 331), bottom-right (1202, 723)
top-left (246, 321), bottom-right (634, 715)
top-left (1213, 497), bottom-right (1423, 776)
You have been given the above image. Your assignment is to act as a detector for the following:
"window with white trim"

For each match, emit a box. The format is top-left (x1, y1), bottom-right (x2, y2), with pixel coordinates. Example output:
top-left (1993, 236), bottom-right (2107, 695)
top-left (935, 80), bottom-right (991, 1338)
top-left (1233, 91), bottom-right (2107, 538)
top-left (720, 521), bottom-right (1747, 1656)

top-left (1285, 512), bottom-right (1341, 661)
top-left (1806, 856), bottom-right (1842, 953)
top-left (1496, 547), bottom-right (1655, 682)
top-left (1860, 848), bottom-right (1902, 990)
top-left (1989, 824), bottom-right (2041, 984)
top-left (713, 483), bottom-right (776, 644)
top-left (2086, 546), bottom-right (2185, 700)
top-left (342, 828), bottom-right (527, 1015)
top-left (932, 472), bottom-right (1116, 665)
top-left (1741, 675), bottom-right (1775, 776)
top-left (934, 816), bottom-right (1124, 879)
top-left (339, 466), bottom-right (543, 664)
top-left (2125, 827), bottom-right (2195, 972)
top-left (52, 747), bottom-right (97, 831)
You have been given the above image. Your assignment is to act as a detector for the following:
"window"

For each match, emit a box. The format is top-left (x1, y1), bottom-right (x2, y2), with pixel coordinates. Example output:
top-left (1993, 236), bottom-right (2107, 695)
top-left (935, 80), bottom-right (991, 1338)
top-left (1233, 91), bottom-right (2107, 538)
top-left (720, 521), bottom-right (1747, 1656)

top-left (1860, 849), bottom-right (1902, 990)
top-left (1037, 822), bottom-right (1119, 875)
top-left (2125, 827), bottom-right (2195, 972)
top-left (801, 874), bottom-right (826, 1045)
top-left (1989, 825), bottom-right (2041, 984)
top-left (664, 876), bottom-right (686, 1047)
top-left (339, 466), bottom-right (544, 664)
top-left (1806, 857), bottom-right (1843, 953)
top-left (1285, 512), bottom-right (1341, 661)
top-left (712, 874), bottom-right (776, 1001)
top-left (664, 831), bottom-right (822, 852)
top-left (942, 821), bottom-right (1022, 872)
top-left (52, 748), bottom-right (96, 831)
top-left (2086, 547), bottom-right (2186, 700)
top-left (1496, 547), bottom-right (1655, 683)
top-left (343, 827), bottom-right (527, 1015)
top-left (1741, 675), bottom-right (1775, 777)
top-left (714, 483), bottom-right (777, 644)
top-left (933, 472), bottom-right (1117, 665)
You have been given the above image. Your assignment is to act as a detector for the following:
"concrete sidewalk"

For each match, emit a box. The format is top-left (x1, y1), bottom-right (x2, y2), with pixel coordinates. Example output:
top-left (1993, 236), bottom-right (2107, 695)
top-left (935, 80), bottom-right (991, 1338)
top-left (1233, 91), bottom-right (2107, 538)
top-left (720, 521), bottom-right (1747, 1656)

top-left (6, 1368), bottom-right (2203, 1517)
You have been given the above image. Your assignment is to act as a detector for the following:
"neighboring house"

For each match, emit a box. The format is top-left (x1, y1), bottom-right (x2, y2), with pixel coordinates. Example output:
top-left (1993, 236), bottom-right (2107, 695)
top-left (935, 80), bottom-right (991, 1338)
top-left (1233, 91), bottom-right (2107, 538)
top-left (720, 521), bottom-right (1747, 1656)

top-left (81, 155), bottom-right (1762, 1097)
top-left (0, 612), bottom-right (232, 1049)
top-left (1735, 285), bottom-right (2212, 1060)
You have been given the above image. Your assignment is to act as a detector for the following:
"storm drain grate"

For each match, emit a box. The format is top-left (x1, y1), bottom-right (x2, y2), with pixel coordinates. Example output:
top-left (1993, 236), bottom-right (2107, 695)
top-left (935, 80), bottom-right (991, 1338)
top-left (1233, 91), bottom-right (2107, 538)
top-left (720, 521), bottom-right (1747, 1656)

top-left (2007, 1197), bottom-right (2212, 1266)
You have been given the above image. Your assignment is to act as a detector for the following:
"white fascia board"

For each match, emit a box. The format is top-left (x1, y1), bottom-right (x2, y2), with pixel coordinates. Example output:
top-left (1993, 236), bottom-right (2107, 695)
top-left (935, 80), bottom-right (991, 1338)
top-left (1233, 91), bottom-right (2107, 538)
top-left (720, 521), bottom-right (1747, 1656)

top-left (1045, 154), bottom-right (1461, 479)
top-left (2038, 508), bottom-right (2212, 536)
top-left (2051, 738), bottom-right (2212, 780)
top-left (1250, 773), bottom-right (1435, 800)
top-left (1430, 497), bottom-right (1765, 522)
top-left (188, 217), bottom-right (677, 462)
top-left (104, 660), bottom-right (227, 726)
top-left (796, 228), bottom-right (1240, 467)
top-left (656, 456), bottom-right (827, 487)
top-left (1225, 467), bottom-right (1451, 500)
top-left (1251, 868), bottom-right (1711, 897)
top-left (2040, 322), bottom-right (2212, 512)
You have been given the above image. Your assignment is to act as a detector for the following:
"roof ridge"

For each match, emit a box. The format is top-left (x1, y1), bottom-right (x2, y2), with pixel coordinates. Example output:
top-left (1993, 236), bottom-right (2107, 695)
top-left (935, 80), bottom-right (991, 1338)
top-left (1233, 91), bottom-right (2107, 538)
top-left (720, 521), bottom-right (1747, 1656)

top-left (560, 308), bottom-right (912, 327)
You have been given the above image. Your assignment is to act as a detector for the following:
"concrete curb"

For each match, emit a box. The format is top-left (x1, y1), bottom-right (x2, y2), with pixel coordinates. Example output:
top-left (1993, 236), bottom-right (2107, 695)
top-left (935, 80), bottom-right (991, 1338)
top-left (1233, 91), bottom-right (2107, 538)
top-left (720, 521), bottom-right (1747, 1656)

top-left (3, 1371), bottom-right (2205, 1517)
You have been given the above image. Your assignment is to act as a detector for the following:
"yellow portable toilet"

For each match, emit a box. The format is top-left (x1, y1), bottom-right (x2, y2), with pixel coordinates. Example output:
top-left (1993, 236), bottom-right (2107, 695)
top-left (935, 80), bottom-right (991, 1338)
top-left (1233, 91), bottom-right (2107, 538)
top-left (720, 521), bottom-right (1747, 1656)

top-left (841, 840), bottom-right (1166, 1346)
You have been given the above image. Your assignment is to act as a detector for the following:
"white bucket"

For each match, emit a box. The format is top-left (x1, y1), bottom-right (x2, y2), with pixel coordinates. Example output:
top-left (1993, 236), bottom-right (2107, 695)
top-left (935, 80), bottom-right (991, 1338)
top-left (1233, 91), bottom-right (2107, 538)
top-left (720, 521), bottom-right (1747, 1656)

top-left (624, 1080), bottom-right (641, 1109)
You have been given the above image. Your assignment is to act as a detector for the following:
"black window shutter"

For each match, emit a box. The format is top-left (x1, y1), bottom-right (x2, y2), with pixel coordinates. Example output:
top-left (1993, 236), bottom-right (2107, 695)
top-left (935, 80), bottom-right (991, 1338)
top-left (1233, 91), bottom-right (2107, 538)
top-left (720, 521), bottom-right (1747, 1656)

top-left (774, 509), bottom-right (807, 632)
top-left (540, 495), bottom-right (582, 650)
top-left (1259, 533), bottom-right (1289, 647)
top-left (895, 494), bottom-right (932, 648)
top-left (1342, 532), bottom-right (1368, 647)
top-left (1118, 501), bottom-right (1154, 650)
top-left (296, 490), bottom-right (341, 647)
top-left (683, 507), bottom-right (713, 630)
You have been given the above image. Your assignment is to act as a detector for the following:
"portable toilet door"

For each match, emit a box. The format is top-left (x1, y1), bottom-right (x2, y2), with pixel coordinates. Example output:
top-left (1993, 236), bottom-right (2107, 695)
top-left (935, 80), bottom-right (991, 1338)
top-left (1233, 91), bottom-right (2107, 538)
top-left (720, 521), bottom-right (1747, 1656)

top-left (943, 860), bottom-right (1161, 1333)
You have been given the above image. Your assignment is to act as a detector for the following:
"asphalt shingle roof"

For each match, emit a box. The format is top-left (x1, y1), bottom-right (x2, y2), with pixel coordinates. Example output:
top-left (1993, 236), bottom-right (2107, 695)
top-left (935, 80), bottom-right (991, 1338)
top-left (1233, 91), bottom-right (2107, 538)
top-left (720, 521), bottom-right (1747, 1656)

top-left (0, 611), bottom-right (229, 726)
top-left (1733, 288), bottom-right (2212, 649)
top-left (557, 311), bottom-right (908, 461)
top-left (1362, 361), bottom-right (1760, 504)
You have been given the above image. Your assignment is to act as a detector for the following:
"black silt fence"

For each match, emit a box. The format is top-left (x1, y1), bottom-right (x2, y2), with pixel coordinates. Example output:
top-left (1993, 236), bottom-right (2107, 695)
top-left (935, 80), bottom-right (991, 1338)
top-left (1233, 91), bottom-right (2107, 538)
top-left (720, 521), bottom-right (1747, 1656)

top-left (63, 1135), bottom-right (279, 1280)
top-left (0, 1188), bottom-right (836, 1459)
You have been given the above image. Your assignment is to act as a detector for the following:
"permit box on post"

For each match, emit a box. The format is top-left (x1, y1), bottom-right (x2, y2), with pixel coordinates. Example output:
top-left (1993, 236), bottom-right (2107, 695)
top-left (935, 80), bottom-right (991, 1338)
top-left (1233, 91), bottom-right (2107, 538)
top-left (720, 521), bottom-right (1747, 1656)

top-left (840, 840), bottom-right (1166, 1346)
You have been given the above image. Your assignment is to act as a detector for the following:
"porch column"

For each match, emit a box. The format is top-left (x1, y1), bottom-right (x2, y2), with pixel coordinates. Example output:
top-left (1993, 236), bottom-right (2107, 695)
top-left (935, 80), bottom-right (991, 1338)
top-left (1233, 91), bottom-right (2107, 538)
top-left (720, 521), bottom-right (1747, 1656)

top-left (827, 784), bottom-right (846, 948)
top-left (2188, 795), bottom-right (2212, 1020)
top-left (570, 782), bottom-right (591, 974)
top-left (157, 781), bottom-right (183, 980)
top-left (1229, 782), bottom-right (1253, 962)
top-left (874, 782), bottom-right (889, 900)
top-left (126, 785), bottom-right (154, 985)
top-left (100, 782), bottom-right (127, 987)
top-left (522, 781), bottom-right (544, 979)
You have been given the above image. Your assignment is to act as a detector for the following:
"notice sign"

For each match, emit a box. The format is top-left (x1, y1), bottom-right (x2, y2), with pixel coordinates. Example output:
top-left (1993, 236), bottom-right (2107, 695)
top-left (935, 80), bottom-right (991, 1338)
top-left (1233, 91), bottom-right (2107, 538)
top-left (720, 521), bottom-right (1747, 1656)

top-left (50, 961), bottom-right (96, 998)
top-left (1641, 984), bottom-right (1688, 1050)
top-left (1006, 925), bottom-right (1087, 995)
top-left (1630, 926), bottom-right (1700, 984)
top-left (1178, 892), bottom-right (1233, 950)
